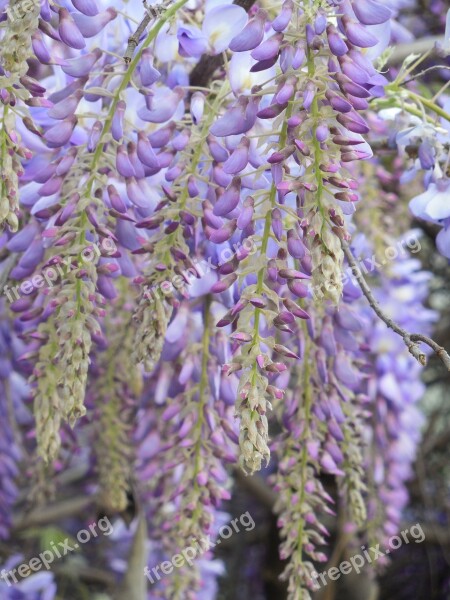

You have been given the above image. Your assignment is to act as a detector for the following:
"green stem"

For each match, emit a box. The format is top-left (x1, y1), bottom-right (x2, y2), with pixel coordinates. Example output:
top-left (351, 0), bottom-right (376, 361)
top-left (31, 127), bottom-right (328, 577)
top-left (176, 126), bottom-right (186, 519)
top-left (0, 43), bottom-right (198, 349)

top-left (191, 295), bottom-right (212, 522)
top-left (84, 0), bottom-right (190, 200)
top-left (307, 46), bottom-right (325, 223)
top-left (296, 335), bottom-right (312, 564)
top-left (407, 90), bottom-right (450, 123)
top-left (250, 101), bottom-right (294, 385)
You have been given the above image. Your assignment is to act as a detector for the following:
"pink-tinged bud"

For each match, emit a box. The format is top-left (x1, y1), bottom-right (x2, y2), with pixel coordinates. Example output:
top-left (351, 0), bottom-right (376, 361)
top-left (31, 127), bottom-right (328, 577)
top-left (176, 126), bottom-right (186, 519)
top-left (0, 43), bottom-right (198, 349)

top-left (72, 8), bottom-right (117, 37)
top-left (341, 15), bottom-right (379, 48)
top-left (278, 268), bottom-right (310, 280)
top-left (139, 49), bottom-right (161, 86)
top-left (336, 111), bottom-right (369, 134)
top-left (136, 215), bottom-right (164, 229)
top-left (54, 232), bottom-right (77, 246)
top-left (58, 8), bottom-right (86, 49)
top-left (216, 313), bottom-right (235, 327)
top-left (282, 297), bottom-right (310, 319)
top-left (230, 299), bottom-right (248, 316)
top-left (273, 343), bottom-right (300, 360)
top-left (266, 385), bottom-right (284, 399)
top-left (25, 97), bottom-right (53, 108)
top-left (61, 48), bottom-right (102, 77)
top-left (213, 177), bottom-right (241, 217)
top-left (230, 332), bottom-right (252, 344)
top-left (197, 472), bottom-right (208, 486)
top-left (98, 262), bottom-right (119, 275)
top-left (229, 9), bottom-right (267, 51)
top-left (44, 117), bottom-right (77, 148)
top-left (256, 354), bottom-right (265, 368)
top-left (268, 145), bottom-right (295, 164)
top-left (211, 273), bottom-right (238, 293)
top-left (293, 139), bottom-right (309, 157)
top-left (265, 362), bottom-right (287, 373)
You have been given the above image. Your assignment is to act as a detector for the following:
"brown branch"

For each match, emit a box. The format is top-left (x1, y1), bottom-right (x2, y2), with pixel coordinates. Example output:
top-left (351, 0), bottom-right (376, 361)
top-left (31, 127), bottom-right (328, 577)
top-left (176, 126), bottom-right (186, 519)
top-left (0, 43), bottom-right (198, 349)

top-left (189, 0), bottom-right (257, 88)
top-left (387, 36), bottom-right (443, 65)
top-left (341, 241), bottom-right (450, 371)
top-left (123, 0), bottom-right (170, 64)
top-left (233, 468), bottom-right (276, 510)
top-left (13, 496), bottom-right (93, 530)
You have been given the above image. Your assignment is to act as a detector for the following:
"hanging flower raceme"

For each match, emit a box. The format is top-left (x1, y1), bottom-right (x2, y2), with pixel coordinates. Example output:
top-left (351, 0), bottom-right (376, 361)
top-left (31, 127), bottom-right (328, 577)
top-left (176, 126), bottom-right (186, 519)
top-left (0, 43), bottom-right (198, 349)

top-left (136, 299), bottom-right (235, 598)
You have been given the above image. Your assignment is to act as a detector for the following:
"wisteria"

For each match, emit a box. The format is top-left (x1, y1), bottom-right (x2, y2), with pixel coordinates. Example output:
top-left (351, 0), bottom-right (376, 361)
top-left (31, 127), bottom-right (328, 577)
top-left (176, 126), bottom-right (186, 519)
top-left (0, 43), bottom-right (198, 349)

top-left (1, 0), bottom-right (450, 598)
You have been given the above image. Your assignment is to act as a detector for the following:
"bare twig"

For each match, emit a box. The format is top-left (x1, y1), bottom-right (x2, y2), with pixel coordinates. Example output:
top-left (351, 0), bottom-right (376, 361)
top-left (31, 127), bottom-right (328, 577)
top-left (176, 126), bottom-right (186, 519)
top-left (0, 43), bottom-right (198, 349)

top-left (400, 65), bottom-right (450, 86)
top-left (387, 36), bottom-right (443, 65)
top-left (189, 0), bottom-right (257, 88)
top-left (123, 0), bottom-right (171, 64)
top-left (341, 241), bottom-right (450, 371)
top-left (13, 496), bottom-right (93, 530)
top-left (233, 468), bottom-right (277, 510)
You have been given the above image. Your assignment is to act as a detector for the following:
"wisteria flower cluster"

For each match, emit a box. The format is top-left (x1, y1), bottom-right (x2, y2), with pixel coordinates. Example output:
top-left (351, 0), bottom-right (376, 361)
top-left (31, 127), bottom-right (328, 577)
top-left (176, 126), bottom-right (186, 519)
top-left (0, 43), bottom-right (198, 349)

top-left (1, 0), bottom-right (450, 598)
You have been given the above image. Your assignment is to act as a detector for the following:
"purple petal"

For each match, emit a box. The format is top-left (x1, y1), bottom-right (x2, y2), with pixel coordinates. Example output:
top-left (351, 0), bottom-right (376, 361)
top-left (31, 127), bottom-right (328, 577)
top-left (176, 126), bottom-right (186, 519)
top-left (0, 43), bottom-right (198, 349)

top-left (352, 0), bottom-right (392, 25)
top-left (72, 0), bottom-right (99, 16)
top-left (58, 8), bottom-right (86, 49)
top-left (229, 9), bottom-right (267, 52)
top-left (213, 177), bottom-right (241, 216)
top-left (72, 8), bottom-right (117, 37)
top-left (342, 16), bottom-right (379, 47)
